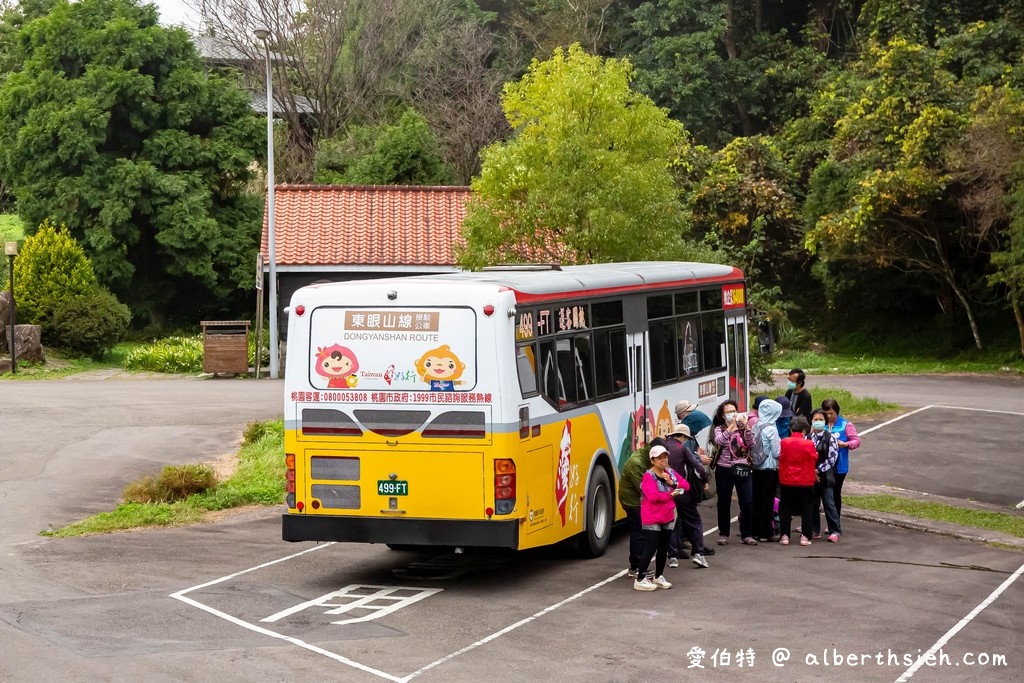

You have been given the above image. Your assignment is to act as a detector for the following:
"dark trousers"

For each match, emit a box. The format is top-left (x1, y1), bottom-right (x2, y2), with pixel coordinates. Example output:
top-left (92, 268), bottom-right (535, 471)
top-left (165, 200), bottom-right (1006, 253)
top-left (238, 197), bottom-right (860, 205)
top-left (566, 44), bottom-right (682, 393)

top-left (835, 472), bottom-right (847, 517)
top-left (779, 485), bottom-right (815, 538)
top-left (715, 466), bottom-right (753, 539)
top-left (639, 527), bottom-right (672, 579)
top-left (752, 468), bottom-right (779, 540)
top-left (811, 481), bottom-right (842, 536)
top-left (669, 496), bottom-right (706, 557)
top-left (625, 506), bottom-right (644, 571)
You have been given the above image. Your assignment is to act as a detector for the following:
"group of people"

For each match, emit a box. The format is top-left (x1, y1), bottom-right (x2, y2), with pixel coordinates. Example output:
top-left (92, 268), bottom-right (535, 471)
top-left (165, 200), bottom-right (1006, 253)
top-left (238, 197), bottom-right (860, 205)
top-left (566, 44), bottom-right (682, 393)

top-left (618, 368), bottom-right (861, 591)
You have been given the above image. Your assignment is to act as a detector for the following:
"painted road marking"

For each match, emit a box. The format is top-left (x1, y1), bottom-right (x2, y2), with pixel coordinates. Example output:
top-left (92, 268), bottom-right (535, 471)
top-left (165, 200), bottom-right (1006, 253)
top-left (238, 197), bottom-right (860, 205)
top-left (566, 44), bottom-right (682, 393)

top-left (261, 584), bottom-right (442, 625)
top-left (894, 560), bottom-right (1024, 682)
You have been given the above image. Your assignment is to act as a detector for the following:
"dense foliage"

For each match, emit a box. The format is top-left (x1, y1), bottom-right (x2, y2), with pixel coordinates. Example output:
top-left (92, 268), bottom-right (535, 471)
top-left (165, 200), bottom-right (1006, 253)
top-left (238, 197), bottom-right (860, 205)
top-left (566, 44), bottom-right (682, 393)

top-left (11, 220), bottom-right (97, 329)
top-left (3, 0), bottom-right (1024, 356)
top-left (0, 0), bottom-right (263, 324)
top-left (49, 286), bottom-right (131, 359)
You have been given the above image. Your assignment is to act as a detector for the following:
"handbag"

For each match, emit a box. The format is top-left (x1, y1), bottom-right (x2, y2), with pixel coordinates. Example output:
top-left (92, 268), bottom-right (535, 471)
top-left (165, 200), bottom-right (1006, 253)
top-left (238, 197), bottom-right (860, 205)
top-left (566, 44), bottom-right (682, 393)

top-left (732, 463), bottom-right (752, 478)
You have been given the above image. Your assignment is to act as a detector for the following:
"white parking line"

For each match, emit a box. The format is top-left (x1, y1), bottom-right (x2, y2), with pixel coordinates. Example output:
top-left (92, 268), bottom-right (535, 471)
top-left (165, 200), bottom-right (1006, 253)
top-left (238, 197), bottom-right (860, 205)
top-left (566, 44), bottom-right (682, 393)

top-left (170, 519), bottom-right (739, 682)
top-left (858, 405), bottom-right (932, 436)
top-left (894, 560), bottom-right (1024, 682)
top-left (399, 516), bottom-right (738, 682)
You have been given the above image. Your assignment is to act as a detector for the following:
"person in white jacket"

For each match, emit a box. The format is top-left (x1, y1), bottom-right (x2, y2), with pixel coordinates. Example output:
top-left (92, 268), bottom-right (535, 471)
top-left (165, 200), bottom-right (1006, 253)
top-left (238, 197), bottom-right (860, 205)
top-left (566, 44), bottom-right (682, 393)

top-left (751, 398), bottom-right (782, 542)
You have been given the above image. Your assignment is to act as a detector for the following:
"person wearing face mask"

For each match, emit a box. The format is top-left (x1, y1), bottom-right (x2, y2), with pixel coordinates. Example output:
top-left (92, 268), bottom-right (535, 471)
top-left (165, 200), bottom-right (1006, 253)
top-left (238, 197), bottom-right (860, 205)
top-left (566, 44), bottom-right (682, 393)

top-left (822, 398), bottom-right (861, 524)
top-left (712, 399), bottom-right (756, 546)
top-left (807, 408), bottom-right (840, 541)
top-left (784, 368), bottom-right (813, 418)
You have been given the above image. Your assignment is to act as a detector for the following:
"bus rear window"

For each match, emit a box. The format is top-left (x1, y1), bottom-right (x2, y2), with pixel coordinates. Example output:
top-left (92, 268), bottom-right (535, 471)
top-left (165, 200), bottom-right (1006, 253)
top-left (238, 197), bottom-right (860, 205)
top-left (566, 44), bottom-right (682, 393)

top-left (308, 306), bottom-right (477, 393)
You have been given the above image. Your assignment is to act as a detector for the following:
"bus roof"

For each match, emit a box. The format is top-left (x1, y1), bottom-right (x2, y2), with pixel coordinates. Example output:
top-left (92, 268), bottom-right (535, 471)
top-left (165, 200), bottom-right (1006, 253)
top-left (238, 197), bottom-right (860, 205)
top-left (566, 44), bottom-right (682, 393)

top-left (299, 262), bottom-right (743, 303)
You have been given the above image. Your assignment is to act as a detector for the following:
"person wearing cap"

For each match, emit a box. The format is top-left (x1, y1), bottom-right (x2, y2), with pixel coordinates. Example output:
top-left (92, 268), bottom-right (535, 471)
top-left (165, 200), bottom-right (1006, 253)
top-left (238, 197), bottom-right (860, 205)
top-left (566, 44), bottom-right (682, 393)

top-left (618, 445), bottom-right (652, 579)
top-left (655, 424), bottom-right (714, 569)
top-left (775, 395), bottom-right (794, 438)
top-left (634, 445), bottom-right (688, 591)
top-left (747, 395), bottom-right (767, 429)
top-left (675, 399), bottom-right (712, 442)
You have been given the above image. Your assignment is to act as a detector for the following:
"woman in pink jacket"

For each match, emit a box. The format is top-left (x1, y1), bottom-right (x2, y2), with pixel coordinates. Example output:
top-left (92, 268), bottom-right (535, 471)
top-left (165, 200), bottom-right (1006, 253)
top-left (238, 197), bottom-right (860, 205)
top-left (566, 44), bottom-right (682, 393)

top-left (634, 445), bottom-right (688, 591)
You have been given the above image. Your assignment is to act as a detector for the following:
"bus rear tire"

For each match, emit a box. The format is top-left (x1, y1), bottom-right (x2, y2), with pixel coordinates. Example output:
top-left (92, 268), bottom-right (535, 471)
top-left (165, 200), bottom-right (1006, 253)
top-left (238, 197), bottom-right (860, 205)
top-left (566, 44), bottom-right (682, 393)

top-left (582, 467), bottom-right (613, 558)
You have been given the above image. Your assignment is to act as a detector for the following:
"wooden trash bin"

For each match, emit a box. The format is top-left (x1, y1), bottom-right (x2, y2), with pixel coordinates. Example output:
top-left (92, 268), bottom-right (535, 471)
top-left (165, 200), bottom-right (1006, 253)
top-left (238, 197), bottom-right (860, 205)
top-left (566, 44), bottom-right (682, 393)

top-left (201, 320), bottom-right (250, 375)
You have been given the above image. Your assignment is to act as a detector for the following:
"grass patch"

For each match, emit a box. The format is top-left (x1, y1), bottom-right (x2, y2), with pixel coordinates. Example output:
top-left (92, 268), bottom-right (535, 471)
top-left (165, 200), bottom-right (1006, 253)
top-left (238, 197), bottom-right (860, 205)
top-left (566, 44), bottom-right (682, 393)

top-left (1, 343), bottom-right (144, 380)
top-left (0, 213), bottom-right (23, 243)
top-left (846, 494), bottom-right (1024, 539)
top-left (774, 349), bottom-right (1024, 375)
top-left (42, 419), bottom-right (284, 537)
top-left (754, 386), bottom-right (900, 420)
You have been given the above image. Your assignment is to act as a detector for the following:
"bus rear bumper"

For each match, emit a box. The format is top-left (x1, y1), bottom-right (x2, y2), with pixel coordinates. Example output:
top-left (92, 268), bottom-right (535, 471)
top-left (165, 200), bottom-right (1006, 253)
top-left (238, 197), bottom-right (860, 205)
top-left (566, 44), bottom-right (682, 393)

top-left (282, 513), bottom-right (520, 549)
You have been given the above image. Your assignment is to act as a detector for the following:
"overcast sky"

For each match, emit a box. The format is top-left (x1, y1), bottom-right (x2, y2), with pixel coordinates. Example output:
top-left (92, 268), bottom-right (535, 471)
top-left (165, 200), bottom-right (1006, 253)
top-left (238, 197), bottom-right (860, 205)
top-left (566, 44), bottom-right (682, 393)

top-left (149, 0), bottom-right (202, 29)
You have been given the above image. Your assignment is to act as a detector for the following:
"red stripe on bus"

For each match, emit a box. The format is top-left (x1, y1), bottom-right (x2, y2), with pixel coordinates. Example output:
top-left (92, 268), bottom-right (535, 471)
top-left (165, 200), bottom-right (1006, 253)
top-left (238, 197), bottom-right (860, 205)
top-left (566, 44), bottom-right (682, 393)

top-left (508, 271), bottom-right (746, 305)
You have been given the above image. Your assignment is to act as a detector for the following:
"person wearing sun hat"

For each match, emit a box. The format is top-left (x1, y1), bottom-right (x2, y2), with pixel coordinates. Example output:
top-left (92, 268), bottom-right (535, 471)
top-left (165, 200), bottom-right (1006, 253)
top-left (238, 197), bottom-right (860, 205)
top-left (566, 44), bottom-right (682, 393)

top-left (659, 423), bottom-right (713, 568)
top-left (634, 445), bottom-right (688, 590)
top-left (674, 399), bottom-right (712, 440)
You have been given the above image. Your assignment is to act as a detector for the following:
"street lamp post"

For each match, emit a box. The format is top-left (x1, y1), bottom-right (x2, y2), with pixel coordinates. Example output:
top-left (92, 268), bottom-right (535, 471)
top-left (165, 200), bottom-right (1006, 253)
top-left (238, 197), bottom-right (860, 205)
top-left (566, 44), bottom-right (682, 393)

top-left (5, 241), bottom-right (16, 374)
top-left (255, 27), bottom-right (279, 379)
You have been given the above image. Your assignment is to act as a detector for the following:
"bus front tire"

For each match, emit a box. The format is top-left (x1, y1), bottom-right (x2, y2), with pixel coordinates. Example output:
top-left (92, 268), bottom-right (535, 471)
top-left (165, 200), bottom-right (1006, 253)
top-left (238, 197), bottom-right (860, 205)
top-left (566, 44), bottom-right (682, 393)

top-left (582, 467), bottom-right (613, 558)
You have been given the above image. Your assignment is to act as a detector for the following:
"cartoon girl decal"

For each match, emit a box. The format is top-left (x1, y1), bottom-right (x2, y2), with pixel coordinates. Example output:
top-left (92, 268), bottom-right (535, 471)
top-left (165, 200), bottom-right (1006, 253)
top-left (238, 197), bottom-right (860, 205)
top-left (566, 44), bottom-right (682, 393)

top-left (414, 344), bottom-right (466, 391)
top-left (314, 344), bottom-right (360, 388)
top-left (656, 400), bottom-right (673, 438)
top-left (632, 405), bottom-right (656, 450)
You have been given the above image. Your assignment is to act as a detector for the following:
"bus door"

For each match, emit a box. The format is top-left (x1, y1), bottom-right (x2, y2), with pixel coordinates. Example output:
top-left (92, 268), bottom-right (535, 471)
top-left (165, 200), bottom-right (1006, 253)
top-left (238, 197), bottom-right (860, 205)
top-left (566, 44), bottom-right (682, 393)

top-left (624, 295), bottom-right (650, 448)
top-left (725, 314), bottom-right (748, 410)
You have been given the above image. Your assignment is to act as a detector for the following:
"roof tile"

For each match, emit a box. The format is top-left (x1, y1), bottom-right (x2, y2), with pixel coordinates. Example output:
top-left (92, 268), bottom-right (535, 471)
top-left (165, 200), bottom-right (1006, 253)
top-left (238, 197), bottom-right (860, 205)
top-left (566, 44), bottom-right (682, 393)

top-left (260, 184), bottom-right (470, 267)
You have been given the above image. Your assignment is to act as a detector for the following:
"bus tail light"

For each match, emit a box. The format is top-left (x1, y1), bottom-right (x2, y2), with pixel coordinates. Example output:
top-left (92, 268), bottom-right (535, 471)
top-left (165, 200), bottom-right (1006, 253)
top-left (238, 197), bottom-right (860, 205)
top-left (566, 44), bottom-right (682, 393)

top-left (494, 459), bottom-right (516, 515)
top-left (285, 454), bottom-right (296, 499)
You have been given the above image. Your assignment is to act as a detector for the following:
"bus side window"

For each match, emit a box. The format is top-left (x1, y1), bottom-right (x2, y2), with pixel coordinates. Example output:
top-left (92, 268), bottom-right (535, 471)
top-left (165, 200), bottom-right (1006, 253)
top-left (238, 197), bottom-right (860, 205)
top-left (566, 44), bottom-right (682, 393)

top-left (574, 335), bottom-right (595, 404)
top-left (516, 344), bottom-right (538, 397)
top-left (540, 339), bottom-right (563, 406)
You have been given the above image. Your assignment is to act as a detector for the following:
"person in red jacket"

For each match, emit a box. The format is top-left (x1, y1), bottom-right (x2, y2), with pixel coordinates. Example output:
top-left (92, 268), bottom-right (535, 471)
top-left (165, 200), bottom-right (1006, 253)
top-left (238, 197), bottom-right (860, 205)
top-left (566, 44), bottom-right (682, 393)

top-left (777, 416), bottom-right (818, 547)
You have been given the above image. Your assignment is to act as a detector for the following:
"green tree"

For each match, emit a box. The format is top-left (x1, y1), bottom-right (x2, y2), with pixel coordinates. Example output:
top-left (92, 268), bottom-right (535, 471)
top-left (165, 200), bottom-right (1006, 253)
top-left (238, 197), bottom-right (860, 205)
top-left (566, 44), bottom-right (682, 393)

top-left (800, 36), bottom-right (986, 347)
top-left (11, 219), bottom-right (97, 330)
top-left (458, 44), bottom-right (694, 268)
top-left (314, 109), bottom-right (454, 185)
top-left (0, 0), bottom-right (263, 324)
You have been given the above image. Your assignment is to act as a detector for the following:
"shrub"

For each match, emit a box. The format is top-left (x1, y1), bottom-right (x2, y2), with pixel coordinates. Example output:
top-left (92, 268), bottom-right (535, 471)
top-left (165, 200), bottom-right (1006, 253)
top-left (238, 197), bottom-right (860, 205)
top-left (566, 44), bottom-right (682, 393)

top-left (122, 463), bottom-right (218, 504)
top-left (13, 219), bottom-right (97, 330)
top-left (124, 335), bottom-right (203, 373)
top-left (49, 286), bottom-right (131, 359)
top-left (241, 419), bottom-right (281, 447)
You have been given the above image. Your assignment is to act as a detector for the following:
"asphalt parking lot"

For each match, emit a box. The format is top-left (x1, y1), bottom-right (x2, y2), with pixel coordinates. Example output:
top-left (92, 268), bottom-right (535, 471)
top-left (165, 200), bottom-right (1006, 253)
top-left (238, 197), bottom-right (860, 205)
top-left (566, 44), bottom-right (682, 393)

top-left (0, 374), bottom-right (1021, 682)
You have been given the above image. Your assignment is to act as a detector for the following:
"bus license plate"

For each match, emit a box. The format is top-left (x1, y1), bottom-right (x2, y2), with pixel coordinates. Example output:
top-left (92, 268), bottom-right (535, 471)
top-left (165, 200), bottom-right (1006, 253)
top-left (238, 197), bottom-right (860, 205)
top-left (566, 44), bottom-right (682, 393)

top-left (377, 480), bottom-right (409, 496)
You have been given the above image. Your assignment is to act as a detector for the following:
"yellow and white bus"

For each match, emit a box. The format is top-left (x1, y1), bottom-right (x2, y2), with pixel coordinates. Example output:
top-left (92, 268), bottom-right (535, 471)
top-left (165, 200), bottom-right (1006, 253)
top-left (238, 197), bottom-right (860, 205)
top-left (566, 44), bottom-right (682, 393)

top-left (281, 262), bottom-right (750, 556)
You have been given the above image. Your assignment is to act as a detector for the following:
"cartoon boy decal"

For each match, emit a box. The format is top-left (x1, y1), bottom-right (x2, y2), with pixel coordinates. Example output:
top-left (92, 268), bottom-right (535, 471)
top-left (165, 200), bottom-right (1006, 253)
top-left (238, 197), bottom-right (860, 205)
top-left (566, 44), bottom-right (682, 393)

top-left (656, 400), bottom-right (673, 439)
top-left (314, 344), bottom-right (360, 388)
top-left (632, 405), bottom-right (656, 450)
top-left (414, 344), bottom-right (466, 391)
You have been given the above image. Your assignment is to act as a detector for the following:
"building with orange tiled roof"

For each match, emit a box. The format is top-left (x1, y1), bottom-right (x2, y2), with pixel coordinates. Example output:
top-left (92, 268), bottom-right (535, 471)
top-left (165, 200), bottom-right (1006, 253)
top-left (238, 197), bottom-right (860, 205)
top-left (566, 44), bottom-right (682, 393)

top-left (259, 184), bottom-right (470, 333)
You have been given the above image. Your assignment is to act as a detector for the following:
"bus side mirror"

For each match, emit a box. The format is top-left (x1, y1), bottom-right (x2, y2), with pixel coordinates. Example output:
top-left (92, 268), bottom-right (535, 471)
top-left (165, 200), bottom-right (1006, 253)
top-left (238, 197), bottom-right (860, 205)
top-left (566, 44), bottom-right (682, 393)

top-left (757, 320), bottom-right (774, 355)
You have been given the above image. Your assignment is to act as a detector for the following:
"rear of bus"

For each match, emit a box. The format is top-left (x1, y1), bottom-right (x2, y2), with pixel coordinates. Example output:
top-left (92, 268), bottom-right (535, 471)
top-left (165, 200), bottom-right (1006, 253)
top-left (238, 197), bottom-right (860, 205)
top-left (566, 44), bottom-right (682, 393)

top-left (281, 278), bottom-right (522, 549)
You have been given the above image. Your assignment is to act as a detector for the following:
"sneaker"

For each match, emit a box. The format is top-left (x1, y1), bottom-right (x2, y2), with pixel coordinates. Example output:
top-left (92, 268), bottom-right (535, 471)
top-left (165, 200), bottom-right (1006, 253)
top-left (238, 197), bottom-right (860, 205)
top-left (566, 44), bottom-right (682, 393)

top-left (717, 536), bottom-right (729, 545)
top-left (780, 535), bottom-right (789, 546)
top-left (827, 533), bottom-right (840, 543)
top-left (811, 533), bottom-right (822, 540)
top-left (691, 553), bottom-right (709, 568)
top-left (756, 537), bottom-right (770, 543)
top-left (702, 546), bottom-right (716, 556)
top-left (634, 577), bottom-right (657, 591)
top-left (741, 537), bottom-right (758, 546)
top-left (800, 536), bottom-right (812, 546)
top-left (668, 557), bottom-right (679, 568)
top-left (627, 568), bottom-right (638, 578)
top-left (652, 575), bottom-right (673, 589)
